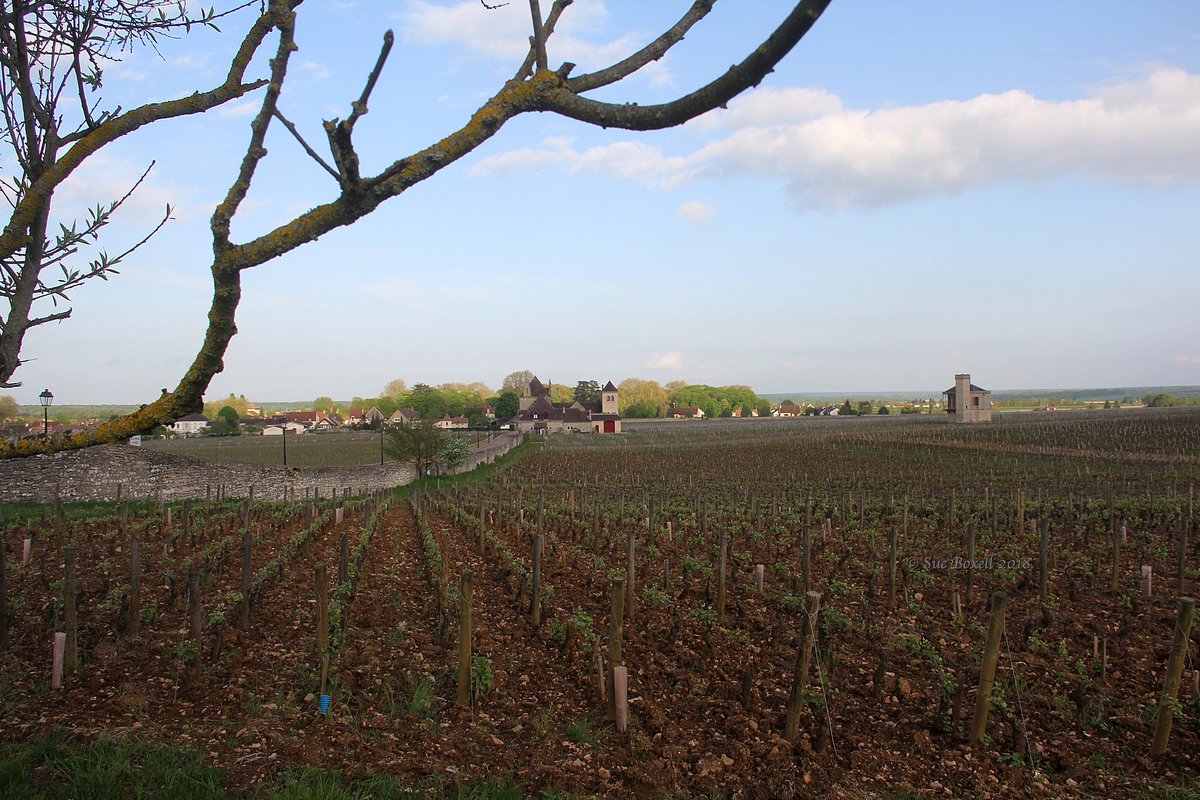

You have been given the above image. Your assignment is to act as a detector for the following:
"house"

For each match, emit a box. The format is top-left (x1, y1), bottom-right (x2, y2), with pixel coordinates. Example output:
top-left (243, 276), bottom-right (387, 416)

top-left (280, 410), bottom-right (326, 426)
top-left (312, 415), bottom-right (343, 431)
top-left (389, 408), bottom-right (420, 426)
top-left (171, 413), bottom-right (209, 436)
top-left (515, 376), bottom-right (622, 434)
top-left (468, 404), bottom-right (496, 420)
top-left (262, 421), bottom-right (306, 435)
top-left (667, 406), bottom-right (704, 419)
top-left (944, 373), bottom-right (992, 423)
top-left (775, 403), bottom-right (804, 417)
top-left (434, 416), bottom-right (469, 430)
top-left (344, 407), bottom-right (365, 426)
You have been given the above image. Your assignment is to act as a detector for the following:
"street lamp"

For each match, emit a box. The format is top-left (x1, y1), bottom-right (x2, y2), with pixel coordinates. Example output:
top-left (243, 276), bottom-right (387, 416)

top-left (281, 422), bottom-right (288, 466)
top-left (38, 388), bottom-right (53, 438)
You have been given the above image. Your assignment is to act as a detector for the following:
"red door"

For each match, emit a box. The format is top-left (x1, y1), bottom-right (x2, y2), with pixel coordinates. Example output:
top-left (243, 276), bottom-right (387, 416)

top-left (604, 420), bottom-right (616, 433)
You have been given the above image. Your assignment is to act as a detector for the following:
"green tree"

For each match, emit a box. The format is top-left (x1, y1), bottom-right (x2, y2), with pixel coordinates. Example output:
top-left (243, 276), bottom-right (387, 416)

top-left (839, 399), bottom-right (855, 416)
top-left (382, 379), bottom-right (408, 399)
top-left (407, 384), bottom-right (448, 421)
top-left (314, 396), bottom-right (336, 413)
top-left (0, 394), bottom-right (19, 420)
top-left (385, 421), bottom-right (444, 478)
top-left (619, 378), bottom-right (669, 417)
top-left (574, 380), bottom-right (602, 408)
top-left (438, 436), bottom-right (472, 473)
top-left (502, 370), bottom-right (536, 394)
top-left (491, 391), bottom-right (519, 419)
top-left (217, 405), bottom-right (240, 426)
top-left (2, 3), bottom-right (834, 457)
top-left (877, 405), bottom-right (891, 415)
top-left (203, 393), bottom-right (250, 419)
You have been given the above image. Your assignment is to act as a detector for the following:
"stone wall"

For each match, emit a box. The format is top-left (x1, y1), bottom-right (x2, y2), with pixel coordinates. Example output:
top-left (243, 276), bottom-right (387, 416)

top-left (0, 433), bottom-right (521, 503)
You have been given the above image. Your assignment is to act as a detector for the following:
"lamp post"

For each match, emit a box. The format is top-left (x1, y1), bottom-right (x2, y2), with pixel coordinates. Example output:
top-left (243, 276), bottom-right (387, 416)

top-left (281, 423), bottom-right (288, 466)
top-left (38, 389), bottom-right (53, 438)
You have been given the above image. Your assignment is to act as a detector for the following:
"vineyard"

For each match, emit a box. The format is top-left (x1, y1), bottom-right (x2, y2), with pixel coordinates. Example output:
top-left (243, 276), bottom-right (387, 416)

top-left (2, 408), bottom-right (1199, 798)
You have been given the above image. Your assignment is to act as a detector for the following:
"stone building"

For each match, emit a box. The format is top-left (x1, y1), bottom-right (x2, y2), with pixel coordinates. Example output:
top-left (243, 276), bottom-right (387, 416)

top-left (516, 376), bottom-right (621, 434)
top-left (943, 373), bottom-right (992, 423)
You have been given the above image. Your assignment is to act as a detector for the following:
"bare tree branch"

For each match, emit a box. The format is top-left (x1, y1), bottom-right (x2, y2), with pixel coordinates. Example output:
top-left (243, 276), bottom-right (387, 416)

top-left (567, 0), bottom-right (714, 93)
top-left (543, 0), bottom-right (831, 130)
top-left (272, 108), bottom-right (340, 180)
top-left (528, 0), bottom-right (548, 73)
top-left (512, 0), bottom-right (571, 82)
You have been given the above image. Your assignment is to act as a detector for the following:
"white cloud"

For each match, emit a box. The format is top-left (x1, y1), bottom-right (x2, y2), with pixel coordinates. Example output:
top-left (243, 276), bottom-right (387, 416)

top-left (473, 67), bottom-right (1200, 210)
top-left (297, 60), bottom-right (332, 81)
top-left (472, 137), bottom-right (692, 184)
top-left (1169, 354), bottom-right (1200, 367)
top-left (677, 200), bottom-right (714, 226)
top-left (399, 0), bottom-right (667, 78)
top-left (219, 99), bottom-right (260, 118)
top-left (645, 352), bottom-right (684, 371)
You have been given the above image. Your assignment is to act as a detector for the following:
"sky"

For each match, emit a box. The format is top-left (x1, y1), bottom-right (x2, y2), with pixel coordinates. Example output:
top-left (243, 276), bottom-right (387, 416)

top-left (6, 0), bottom-right (1200, 405)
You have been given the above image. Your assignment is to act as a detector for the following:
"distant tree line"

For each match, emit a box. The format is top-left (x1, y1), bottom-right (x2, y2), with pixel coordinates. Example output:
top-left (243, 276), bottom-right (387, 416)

top-left (1143, 393), bottom-right (1200, 408)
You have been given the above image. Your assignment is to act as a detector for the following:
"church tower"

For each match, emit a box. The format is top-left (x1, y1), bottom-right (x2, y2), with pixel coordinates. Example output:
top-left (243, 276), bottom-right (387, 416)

top-left (601, 381), bottom-right (619, 415)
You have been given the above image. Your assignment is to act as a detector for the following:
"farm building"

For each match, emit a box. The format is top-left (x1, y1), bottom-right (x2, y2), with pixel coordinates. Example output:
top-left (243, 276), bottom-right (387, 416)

top-left (516, 376), bottom-right (621, 434)
top-left (668, 406), bottom-right (705, 419)
top-left (944, 373), bottom-right (993, 423)
top-left (170, 413), bottom-right (209, 436)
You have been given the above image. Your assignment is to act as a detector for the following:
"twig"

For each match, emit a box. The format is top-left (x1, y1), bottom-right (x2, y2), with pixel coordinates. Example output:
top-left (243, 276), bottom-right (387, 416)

top-left (347, 30), bottom-right (394, 129)
top-left (272, 108), bottom-right (339, 180)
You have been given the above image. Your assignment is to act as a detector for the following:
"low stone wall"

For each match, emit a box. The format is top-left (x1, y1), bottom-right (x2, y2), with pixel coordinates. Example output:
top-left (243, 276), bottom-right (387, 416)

top-left (0, 431), bottom-right (524, 503)
top-left (0, 444), bottom-right (412, 502)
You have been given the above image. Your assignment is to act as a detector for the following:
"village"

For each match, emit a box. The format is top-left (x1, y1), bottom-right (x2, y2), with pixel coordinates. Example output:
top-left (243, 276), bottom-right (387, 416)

top-left (0, 374), bottom-right (1002, 444)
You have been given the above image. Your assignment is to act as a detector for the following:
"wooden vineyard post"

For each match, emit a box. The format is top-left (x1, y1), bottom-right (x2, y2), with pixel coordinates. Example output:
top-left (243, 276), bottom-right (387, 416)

top-left (966, 522), bottom-right (977, 605)
top-left (887, 527), bottom-right (898, 611)
top-left (717, 530), bottom-right (728, 623)
top-left (802, 503), bottom-right (812, 596)
top-left (478, 496), bottom-right (486, 553)
top-left (607, 577), bottom-right (626, 721)
top-left (187, 572), bottom-right (203, 683)
top-left (756, 564), bottom-right (765, 593)
top-left (1037, 520), bottom-right (1049, 603)
top-left (625, 530), bottom-right (636, 622)
top-left (338, 532), bottom-right (349, 587)
top-left (1151, 597), bottom-right (1196, 757)
top-left (240, 531), bottom-right (253, 627)
top-left (315, 564), bottom-right (330, 712)
top-left (51, 632), bottom-right (66, 688)
top-left (1142, 566), bottom-right (1153, 598)
top-left (1111, 518), bottom-right (1121, 595)
top-left (531, 535), bottom-right (544, 627)
top-left (457, 570), bottom-right (474, 708)
top-left (613, 665), bottom-right (629, 733)
top-left (128, 530), bottom-right (142, 636)
top-left (969, 591), bottom-right (1008, 746)
top-left (784, 590), bottom-right (822, 743)
top-left (1178, 514), bottom-right (1188, 594)
top-left (63, 540), bottom-right (77, 673)
top-left (181, 499), bottom-right (190, 553)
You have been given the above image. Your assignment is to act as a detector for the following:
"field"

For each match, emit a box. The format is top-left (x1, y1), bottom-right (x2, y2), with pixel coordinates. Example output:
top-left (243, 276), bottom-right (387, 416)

top-left (1, 408), bottom-right (1199, 798)
top-left (142, 430), bottom-right (495, 468)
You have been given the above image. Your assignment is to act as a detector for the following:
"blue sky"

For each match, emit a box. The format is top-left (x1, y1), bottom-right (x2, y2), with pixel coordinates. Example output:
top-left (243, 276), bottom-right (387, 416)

top-left (7, 0), bottom-right (1200, 404)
